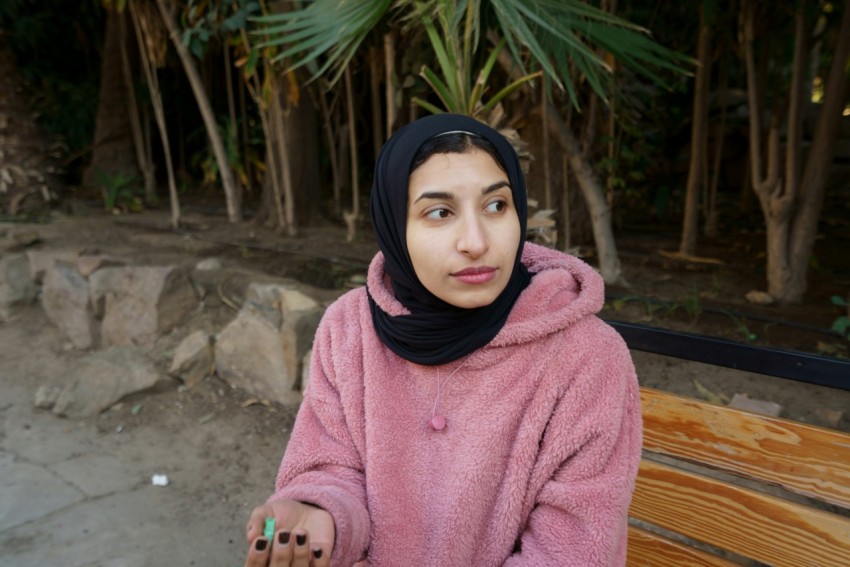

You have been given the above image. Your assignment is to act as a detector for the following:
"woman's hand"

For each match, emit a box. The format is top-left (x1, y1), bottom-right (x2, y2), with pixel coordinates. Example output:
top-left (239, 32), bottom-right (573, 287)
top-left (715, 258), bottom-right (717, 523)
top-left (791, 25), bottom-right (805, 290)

top-left (244, 499), bottom-right (335, 567)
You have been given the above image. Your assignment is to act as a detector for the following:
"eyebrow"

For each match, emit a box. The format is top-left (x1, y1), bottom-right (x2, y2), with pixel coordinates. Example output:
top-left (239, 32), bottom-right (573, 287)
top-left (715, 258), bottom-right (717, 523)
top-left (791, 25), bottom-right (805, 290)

top-left (413, 181), bottom-right (511, 204)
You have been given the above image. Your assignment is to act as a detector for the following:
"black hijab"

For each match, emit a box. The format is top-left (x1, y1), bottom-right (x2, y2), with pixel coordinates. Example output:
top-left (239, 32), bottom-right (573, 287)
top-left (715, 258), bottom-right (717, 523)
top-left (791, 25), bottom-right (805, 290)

top-left (368, 113), bottom-right (531, 366)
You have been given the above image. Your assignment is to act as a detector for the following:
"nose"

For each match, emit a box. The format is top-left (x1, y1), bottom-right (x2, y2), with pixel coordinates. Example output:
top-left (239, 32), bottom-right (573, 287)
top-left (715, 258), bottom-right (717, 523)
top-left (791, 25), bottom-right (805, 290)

top-left (456, 211), bottom-right (488, 258)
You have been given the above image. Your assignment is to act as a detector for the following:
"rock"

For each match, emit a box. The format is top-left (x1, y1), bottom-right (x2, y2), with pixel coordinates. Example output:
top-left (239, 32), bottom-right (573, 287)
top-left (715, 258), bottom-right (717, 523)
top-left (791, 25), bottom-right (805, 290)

top-left (245, 283), bottom-right (322, 389)
top-left (728, 393), bottom-right (782, 417)
top-left (278, 288), bottom-right (322, 391)
top-left (169, 330), bottom-right (213, 388)
top-left (0, 253), bottom-right (37, 320)
top-left (40, 261), bottom-right (96, 349)
top-left (195, 258), bottom-right (222, 271)
top-left (26, 249), bottom-right (80, 283)
top-left (34, 384), bottom-right (62, 409)
top-left (88, 267), bottom-right (124, 318)
top-left (745, 290), bottom-right (775, 306)
top-left (52, 346), bottom-right (162, 418)
top-left (301, 349), bottom-right (312, 393)
top-left (94, 266), bottom-right (197, 349)
top-left (814, 408), bottom-right (843, 429)
top-left (215, 306), bottom-right (301, 406)
top-left (0, 228), bottom-right (39, 253)
top-left (76, 254), bottom-right (125, 278)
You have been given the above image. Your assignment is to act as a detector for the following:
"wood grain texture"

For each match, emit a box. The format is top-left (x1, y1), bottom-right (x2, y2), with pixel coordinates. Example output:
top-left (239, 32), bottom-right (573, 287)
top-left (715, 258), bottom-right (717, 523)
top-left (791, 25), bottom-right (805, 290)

top-left (626, 525), bottom-right (737, 567)
top-left (640, 387), bottom-right (850, 508)
top-left (630, 459), bottom-right (850, 567)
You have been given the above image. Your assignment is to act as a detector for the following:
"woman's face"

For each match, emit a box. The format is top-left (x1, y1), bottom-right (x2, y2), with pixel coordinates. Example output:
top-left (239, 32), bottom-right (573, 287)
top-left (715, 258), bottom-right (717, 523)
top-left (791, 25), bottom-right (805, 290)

top-left (406, 149), bottom-right (521, 309)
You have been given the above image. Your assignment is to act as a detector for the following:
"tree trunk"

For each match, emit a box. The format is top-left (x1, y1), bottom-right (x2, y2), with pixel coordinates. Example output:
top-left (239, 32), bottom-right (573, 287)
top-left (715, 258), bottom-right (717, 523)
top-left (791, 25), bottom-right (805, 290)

top-left (785, 0), bottom-right (850, 301)
top-left (705, 46), bottom-right (729, 238)
top-left (129, 2), bottom-right (180, 228)
top-left (745, 0), bottom-right (850, 303)
top-left (370, 46), bottom-right (383, 162)
top-left (495, 48), bottom-right (625, 284)
top-left (118, 10), bottom-right (157, 202)
top-left (384, 31), bottom-right (397, 137)
top-left (154, 0), bottom-right (242, 223)
top-left (83, 10), bottom-right (140, 192)
top-left (548, 103), bottom-right (626, 285)
top-left (680, 6), bottom-right (712, 256)
top-left (343, 67), bottom-right (361, 242)
top-left (271, 80), bottom-right (296, 236)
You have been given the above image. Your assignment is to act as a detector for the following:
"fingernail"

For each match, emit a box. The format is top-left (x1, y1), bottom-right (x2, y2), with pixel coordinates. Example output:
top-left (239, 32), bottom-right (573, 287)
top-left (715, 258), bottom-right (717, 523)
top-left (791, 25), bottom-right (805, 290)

top-left (296, 533), bottom-right (307, 546)
top-left (313, 548), bottom-right (323, 559)
top-left (278, 531), bottom-right (290, 545)
top-left (255, 538), bottom-right (268, 552)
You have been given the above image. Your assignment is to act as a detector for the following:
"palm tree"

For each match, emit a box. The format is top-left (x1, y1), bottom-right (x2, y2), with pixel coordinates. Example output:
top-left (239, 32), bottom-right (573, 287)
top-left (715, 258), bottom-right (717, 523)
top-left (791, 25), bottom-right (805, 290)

top-left (253, 0), bottom-right (691, 284)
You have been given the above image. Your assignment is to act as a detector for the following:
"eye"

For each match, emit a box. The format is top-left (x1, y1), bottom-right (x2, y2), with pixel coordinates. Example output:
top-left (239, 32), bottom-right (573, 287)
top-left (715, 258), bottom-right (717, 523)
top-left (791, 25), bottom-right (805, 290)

top-left (424, 207), bottom-right (452, 220)
top-left (485, 199), bottom-right (508, 214)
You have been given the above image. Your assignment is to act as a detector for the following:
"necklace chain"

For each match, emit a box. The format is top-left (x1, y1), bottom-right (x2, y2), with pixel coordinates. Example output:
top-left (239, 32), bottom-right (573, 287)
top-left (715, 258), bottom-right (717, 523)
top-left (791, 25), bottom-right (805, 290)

top-left (430, 356), bottom-right (471, 431)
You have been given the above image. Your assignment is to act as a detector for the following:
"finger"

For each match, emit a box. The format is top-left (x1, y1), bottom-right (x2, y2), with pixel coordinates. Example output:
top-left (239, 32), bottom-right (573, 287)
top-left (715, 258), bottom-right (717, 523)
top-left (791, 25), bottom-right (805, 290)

top-left (244, 537), bottom-right (271, 567)
top-left (246, 505), bottom-right (272, 543)
top-left (269, 530), bottom-right (293, 567)
top-left (310, 544), bottom-right (330, 567)
top-left (291, 530), bottom-right (311, 567)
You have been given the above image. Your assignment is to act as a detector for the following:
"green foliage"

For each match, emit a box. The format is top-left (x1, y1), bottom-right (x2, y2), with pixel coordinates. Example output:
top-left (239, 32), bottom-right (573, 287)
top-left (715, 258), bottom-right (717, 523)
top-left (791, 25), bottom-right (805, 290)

top-left (410, 1), bottom-right (541, 118)
top-left (722, 311), bottom-right (758, 342)
top-left (181, 0), bottom-right (260, 59)
top-left (96, 169), bottom-right (142, 213)
top-left (190, 116), bottom-right (260, 191)
top-left (252, 0), bottom-right (692, 106)
top-left (830, 295), bottom-right (850, 339)
top-left (252, 0), bottom-right (392, 83)
top-left (0, 0), bottom-right (102, 161)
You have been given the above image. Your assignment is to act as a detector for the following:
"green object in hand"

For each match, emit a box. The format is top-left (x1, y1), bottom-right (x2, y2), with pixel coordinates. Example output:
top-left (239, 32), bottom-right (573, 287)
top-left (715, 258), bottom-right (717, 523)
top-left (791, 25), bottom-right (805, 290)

top-left (264, 517), bottom-right (275, 540)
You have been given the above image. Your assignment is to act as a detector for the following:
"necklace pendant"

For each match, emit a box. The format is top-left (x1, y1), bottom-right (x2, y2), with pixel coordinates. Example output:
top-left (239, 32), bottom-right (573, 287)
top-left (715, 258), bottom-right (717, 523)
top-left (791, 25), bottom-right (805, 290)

top-left (429, 414), bottom-right (447, 431)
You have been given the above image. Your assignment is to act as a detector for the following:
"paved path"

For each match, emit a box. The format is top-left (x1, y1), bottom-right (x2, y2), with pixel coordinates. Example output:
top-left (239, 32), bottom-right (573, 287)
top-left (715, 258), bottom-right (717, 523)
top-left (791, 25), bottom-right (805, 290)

top-left (0, 307), bottom-right (279, 566)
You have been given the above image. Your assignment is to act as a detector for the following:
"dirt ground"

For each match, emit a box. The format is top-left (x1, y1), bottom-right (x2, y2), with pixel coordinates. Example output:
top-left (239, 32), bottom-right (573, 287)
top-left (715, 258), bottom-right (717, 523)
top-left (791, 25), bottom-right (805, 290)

top-left (1, 206), bottom-right (849, 566)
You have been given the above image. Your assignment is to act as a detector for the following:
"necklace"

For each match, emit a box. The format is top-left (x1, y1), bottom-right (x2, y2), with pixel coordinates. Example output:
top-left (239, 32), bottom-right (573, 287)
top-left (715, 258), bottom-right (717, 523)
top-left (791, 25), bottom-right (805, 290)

top-left (429, 356), bottom-right (471, 431)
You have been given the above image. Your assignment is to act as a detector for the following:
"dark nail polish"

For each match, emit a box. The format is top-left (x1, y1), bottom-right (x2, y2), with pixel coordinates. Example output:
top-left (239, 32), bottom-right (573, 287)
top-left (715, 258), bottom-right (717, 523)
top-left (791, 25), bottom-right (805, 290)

top-left (313, 548), bottom-right (323, 559)
top-left (278, 531), bottom-right (290, 545)
top-left (255, 538), bottom-right (268, 552)
top-left (296, 533), bottom-right (307, 546)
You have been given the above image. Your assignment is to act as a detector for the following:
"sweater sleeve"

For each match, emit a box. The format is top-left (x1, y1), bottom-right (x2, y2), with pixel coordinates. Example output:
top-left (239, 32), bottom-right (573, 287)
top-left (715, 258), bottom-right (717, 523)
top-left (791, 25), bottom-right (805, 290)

top-left (505, 323), bottom-right (642, 566)
top-left (268, 306), bottom-right (371, 567)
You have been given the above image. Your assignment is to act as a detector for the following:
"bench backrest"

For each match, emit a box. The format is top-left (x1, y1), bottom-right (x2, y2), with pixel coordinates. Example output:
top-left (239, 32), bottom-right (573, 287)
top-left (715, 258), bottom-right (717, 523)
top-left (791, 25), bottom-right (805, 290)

top-left (627, 387), bottom-right (850, 567)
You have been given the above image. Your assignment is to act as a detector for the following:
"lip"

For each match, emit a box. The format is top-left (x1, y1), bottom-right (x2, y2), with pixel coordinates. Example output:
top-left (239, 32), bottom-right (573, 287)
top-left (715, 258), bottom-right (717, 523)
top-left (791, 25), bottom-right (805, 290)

top-left (451, 266), bottom-right (497, 284)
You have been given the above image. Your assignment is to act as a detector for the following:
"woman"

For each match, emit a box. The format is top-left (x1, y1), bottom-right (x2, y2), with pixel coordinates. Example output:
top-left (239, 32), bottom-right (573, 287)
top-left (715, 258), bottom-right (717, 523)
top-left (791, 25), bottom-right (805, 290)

top-left (244, 114), bottom-right (641, 566)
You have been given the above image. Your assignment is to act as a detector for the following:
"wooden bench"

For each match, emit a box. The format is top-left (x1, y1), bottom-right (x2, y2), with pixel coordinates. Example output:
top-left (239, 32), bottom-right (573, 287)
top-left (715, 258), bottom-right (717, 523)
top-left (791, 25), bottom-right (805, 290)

top-left (626, 387), bottom-right (850, 566)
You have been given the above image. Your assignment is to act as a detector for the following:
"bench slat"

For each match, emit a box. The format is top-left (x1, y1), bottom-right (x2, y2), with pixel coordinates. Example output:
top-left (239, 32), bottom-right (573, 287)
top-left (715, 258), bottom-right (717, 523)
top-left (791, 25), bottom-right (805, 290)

top-left (626, 525), bottom-right (737, 567)
top-left (640, 387), bottom-right (850, 508)
top-left (630, 459), bottom-right (850, 567)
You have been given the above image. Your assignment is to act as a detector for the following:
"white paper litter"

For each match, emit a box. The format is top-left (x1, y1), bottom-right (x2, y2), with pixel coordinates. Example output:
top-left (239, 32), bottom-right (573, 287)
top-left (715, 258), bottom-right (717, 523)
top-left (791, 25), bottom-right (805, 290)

top-left (151, 474), bottom-right (170, 487)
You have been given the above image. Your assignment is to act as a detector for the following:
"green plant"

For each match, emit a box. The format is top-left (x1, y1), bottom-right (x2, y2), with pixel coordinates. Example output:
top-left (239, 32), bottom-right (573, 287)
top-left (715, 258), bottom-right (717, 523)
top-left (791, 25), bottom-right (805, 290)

top-left (677, 287), bottom-right (703, 319)
top-left (721, 310), bottom-right (757, 342)
top-left (410, 1), bottom-right (540, 119)
top-left (252, 0), bottom-right (691, 105)
top-left (96, 170), bottom-right (142, 213)
top-left (830, 295), bottom-right (850, 339)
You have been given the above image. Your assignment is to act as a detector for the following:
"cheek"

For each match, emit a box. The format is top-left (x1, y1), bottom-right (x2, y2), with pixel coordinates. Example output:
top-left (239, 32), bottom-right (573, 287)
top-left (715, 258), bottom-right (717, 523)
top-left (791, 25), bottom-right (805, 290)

top-left (406, 226), bottom-right (434, 278)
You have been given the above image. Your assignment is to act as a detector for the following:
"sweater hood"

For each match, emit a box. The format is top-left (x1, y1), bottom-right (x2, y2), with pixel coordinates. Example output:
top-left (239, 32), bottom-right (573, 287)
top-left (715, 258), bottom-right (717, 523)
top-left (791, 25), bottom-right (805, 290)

top-left (366, 241), bottom-right (605, 349)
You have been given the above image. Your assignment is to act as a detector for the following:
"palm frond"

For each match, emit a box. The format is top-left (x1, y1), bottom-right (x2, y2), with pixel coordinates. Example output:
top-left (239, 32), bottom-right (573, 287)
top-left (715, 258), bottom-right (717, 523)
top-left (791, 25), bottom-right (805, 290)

top-left (251, 0), bottom-right (392, 84)
top-left (489, 0), bottom-right (694, 102)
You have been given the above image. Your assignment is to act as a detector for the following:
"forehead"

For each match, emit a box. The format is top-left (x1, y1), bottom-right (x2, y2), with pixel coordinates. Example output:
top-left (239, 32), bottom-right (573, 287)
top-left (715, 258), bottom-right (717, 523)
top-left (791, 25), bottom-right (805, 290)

top-left (408, 149), bottom-right (507, 190)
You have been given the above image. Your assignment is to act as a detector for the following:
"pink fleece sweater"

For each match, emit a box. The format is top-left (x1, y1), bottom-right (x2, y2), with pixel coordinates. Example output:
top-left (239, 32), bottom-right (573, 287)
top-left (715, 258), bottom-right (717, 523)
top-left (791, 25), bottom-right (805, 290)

top-left (270, 242), bottom-right (642, 566)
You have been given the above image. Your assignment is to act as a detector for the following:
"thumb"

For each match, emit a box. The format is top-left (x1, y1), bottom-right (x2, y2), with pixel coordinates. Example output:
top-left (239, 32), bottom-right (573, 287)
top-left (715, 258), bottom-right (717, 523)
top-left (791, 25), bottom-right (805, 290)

top-left (245, 504), bottom-right (272, 543)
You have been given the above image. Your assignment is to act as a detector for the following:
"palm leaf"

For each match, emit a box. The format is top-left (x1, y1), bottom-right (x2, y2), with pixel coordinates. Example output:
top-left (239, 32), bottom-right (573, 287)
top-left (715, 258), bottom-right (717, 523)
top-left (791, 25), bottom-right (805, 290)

top-left (419, 65), bottom-right (461, 112)
top-left (480, 70), bottom-right (542, 116)
top-left (411, 96), bottom-right (447, 115)
top-left (251, 0), bottom-right (392, 84)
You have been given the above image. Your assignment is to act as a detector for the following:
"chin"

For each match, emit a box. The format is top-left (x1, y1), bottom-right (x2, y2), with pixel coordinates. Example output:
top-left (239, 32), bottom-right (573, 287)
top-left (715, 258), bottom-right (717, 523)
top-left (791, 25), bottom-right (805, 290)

top-left (445, 292), bottom-right (500, 309)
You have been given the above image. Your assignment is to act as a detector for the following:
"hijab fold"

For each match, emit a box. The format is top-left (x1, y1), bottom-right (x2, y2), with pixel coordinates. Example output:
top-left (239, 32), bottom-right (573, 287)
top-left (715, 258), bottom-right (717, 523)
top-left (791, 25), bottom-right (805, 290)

top-left (368, 114), bottom-right (530, 366)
